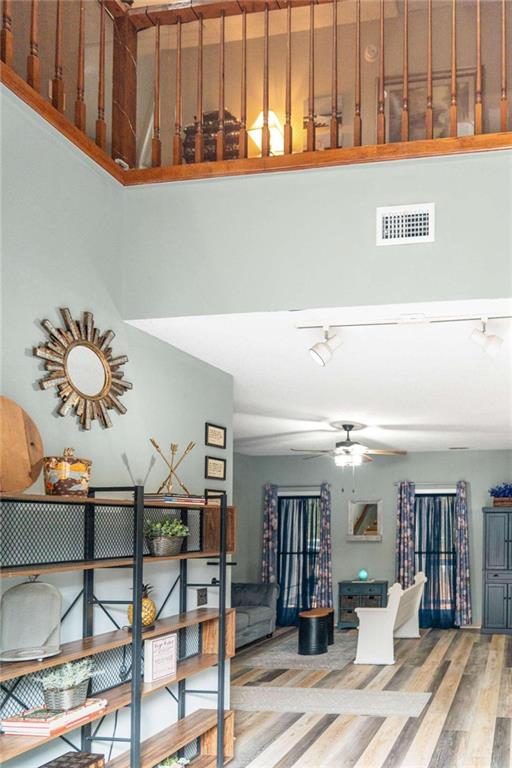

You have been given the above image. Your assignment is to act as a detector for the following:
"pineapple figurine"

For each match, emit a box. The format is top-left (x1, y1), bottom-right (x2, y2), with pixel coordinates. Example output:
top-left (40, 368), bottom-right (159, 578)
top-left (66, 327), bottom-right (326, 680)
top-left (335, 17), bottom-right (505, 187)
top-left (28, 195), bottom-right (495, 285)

top-left (127, 584), bottom-right (157, 629)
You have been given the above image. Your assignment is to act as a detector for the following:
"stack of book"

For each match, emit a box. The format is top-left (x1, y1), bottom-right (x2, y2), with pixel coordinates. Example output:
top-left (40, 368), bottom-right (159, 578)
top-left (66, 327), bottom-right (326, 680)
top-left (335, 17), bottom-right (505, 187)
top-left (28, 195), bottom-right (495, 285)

top-left (0, 698), bottom-right (107, 736)
top-left (145, 493), bottom-right (206, 506)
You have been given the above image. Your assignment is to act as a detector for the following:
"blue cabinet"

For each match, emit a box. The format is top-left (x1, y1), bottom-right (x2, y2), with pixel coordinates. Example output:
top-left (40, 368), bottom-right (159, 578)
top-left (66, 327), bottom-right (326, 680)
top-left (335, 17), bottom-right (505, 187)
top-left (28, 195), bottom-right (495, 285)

top-left (338, 580), bottom-right (388, 629)
top-left (482, 507), bottom-right (512, 634)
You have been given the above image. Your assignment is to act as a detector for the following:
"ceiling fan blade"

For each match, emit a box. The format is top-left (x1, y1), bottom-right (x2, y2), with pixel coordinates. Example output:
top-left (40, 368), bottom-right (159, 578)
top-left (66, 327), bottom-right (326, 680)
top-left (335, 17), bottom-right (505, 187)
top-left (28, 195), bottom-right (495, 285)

top-left (303, 454), bottom-right (331, 460)
top-left (362, 455), bottom-right (374, 462)
top-left (290, 448), bottom-right (332, 454)
top-left (365, 449), bottom-right (407, 456)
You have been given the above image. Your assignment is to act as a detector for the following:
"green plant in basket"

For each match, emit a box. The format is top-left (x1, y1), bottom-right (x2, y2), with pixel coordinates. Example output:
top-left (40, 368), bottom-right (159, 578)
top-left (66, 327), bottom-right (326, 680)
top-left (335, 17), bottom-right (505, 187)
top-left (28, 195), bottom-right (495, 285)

top-left (157, 757), bottom-right (190, 767)
top-left (35, 659), bottom-right (97, 692)
top-left (144, 516), bottom-right (190, 540)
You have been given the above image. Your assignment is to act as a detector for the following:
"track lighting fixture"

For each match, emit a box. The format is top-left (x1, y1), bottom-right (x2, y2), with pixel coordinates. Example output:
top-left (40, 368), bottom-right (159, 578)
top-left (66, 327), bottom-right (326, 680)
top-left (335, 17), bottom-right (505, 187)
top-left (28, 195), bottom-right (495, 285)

top-left (470, 318), bottom-right (504, 358)
top-left (309, 328), bottom-right (342, 367)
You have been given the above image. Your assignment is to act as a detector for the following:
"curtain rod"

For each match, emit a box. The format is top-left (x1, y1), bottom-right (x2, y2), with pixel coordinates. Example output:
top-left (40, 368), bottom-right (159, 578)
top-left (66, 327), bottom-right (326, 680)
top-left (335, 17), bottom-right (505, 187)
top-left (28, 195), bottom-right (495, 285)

top-left (278, 484), bottom-right (321, 489)
top-left (394, 481), bottom-right (461, 486)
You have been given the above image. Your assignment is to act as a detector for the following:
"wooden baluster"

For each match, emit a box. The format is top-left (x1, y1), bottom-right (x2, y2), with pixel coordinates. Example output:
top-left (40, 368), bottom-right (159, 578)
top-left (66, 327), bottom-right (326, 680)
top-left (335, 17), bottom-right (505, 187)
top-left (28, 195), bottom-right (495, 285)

top-left (401, 0), bottom-right (408, 141)
top-left (173, 16), bottom-right (182, 165)
top-left (377, 0), bottom-right (385, 144)
top-left (330, 0), bottom-right (338, 149)
top-left (354, 0), bottom-right (361, 146)
top-left (426, 0), bottom-right (433, 139)
top-left (306, 0), bottom-right (315, 151)
top-left (284, 0), bottom-right (292, 154)
top-left (217, 10), bottom-right (225, 161)
top-left (75, 0), bottom-right (86, 131)
top-left (96, 0), bottom-right (107, 151)
top-left (239, 8), bottom-right (248, 159)
top-left (475, 0), bottom-right (482, 134)
top-left (262, 3), bottom-right (270, 157)
top-left (450, 0), bottom-right (457, 137)
top-left (152, 22), bottom-right (161, 167)
top-left (27, 0), bottom-right (40, 92)
top-left (52, 0), bottom-right (64, 112)
top-left (1, 0), bottom-right (13, 67)
top-left (195, 14), bottom-right (204, 163)
top-left (501, 0), bottom-right (508, 131)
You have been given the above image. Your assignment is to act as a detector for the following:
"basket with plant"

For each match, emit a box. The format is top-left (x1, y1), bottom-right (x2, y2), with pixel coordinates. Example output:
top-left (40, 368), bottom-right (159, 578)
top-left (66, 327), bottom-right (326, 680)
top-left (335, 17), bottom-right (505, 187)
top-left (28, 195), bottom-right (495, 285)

top-left (157, 757), bottom-right (190, 767)
top-left (144, 516), bottom-right (190, 557)
top-left (489, 483), bottom-right (512, 506)
top-left (34, 659), bottom-right (100, 711)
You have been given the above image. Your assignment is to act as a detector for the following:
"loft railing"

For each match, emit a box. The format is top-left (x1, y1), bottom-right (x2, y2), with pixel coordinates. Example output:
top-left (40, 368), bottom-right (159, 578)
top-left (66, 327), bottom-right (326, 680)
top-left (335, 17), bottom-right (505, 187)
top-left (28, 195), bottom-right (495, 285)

top-left (1, 0), bottom-right (511, 186)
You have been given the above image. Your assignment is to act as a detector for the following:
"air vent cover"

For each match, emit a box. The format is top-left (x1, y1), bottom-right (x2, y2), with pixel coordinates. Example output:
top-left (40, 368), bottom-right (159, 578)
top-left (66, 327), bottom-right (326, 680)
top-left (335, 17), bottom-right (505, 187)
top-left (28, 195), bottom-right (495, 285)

top-left (376, 203), bottom-right (435, 246)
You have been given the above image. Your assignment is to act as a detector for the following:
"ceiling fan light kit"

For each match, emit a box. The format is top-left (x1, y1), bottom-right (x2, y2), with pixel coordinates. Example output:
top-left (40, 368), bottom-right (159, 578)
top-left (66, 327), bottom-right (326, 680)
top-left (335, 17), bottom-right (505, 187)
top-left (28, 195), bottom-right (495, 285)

top-left (293, 423), bottom-right (406, 469)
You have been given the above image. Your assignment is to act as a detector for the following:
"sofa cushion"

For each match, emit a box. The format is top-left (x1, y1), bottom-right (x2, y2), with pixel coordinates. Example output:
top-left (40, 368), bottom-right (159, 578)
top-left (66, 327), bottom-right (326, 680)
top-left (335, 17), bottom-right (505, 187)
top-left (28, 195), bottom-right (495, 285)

top-left (236, 611), bottom-right (250, 631)
top-left (232, 582), bottom-right (279, 608)
top-left (239, 605), bottom-right (273, 626)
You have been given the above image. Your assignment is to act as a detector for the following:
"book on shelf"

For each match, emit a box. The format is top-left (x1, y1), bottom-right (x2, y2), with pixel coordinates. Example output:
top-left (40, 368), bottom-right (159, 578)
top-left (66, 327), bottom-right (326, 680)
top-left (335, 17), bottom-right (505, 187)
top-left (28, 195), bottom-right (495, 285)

top-left (144, 632), bottom-right (177, 683)
top-left (0, 698), bottom-right (107, 736)
top-left (144, 493), bottom-right (206, 505)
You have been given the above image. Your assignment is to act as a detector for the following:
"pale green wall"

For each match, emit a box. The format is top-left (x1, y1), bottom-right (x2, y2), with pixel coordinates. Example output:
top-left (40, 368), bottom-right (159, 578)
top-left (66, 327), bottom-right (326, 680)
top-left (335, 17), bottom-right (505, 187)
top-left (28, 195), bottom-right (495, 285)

top-left (233, 449), bottom-right (512, 626)
top-left (120, 149), bottom-right (512, 320)
top-left (1, 88), bottom-right (233, 768)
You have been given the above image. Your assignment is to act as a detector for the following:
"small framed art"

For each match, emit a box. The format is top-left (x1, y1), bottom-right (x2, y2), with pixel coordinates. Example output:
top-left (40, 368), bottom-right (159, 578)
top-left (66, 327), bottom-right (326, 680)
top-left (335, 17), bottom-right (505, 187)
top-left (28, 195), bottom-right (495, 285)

top-left (205, 456), bottom-right (226, 481)
top-left (205, 488), bottom-right (227, 507)
top-left (143, 633), bottom-right (177, 683)
top-left (205, 422), bottom-right (227, 449)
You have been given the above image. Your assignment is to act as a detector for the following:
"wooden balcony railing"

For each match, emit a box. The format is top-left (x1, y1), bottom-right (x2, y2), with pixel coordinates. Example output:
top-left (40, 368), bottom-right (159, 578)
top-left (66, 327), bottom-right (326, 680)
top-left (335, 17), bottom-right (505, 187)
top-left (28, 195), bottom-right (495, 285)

top-left (1, 0), bottom-right (511, 187)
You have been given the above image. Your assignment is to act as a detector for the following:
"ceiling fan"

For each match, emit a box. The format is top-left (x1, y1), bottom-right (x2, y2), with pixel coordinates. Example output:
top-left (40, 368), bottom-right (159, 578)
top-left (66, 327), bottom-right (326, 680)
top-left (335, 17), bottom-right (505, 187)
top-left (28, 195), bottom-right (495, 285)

top-left (290, 423), bottom-right (407, 467)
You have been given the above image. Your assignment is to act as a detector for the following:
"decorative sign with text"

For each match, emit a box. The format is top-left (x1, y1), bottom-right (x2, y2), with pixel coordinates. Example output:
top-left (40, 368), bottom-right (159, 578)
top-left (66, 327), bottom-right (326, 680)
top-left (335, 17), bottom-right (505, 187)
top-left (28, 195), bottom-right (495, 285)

top-left (143, 633), bottom-right (177, 683)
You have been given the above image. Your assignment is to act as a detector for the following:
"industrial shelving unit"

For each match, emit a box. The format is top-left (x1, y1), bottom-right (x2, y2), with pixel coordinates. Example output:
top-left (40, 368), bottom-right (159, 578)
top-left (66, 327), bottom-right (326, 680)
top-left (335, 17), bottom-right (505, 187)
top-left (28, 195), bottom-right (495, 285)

top-left (0, 488), bottom-right (235, 768)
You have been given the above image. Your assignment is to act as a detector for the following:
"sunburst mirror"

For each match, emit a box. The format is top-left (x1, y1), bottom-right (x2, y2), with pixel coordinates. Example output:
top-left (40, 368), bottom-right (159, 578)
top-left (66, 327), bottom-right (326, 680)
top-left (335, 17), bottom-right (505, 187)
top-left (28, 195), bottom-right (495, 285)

top-left (33, 308), bottom-right (132, 430)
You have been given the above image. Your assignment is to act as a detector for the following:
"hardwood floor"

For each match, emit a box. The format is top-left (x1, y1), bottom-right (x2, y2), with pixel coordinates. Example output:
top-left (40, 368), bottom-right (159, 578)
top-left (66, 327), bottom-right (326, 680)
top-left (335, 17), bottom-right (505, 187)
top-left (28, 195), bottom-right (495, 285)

top-left (229, 629), bottom-right (512, 768)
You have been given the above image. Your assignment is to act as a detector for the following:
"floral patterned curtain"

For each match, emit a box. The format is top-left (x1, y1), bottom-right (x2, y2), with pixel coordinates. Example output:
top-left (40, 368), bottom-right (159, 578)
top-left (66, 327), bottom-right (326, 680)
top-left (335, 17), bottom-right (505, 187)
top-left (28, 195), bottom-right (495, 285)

top-left (396, 481), bottom-right (416, 588)
top-left (312, 483), bottom-right (333, 608)
top-left (454, 480), bottom-right (472, 627)
top-left (261, 483), bottom-right (278, 583)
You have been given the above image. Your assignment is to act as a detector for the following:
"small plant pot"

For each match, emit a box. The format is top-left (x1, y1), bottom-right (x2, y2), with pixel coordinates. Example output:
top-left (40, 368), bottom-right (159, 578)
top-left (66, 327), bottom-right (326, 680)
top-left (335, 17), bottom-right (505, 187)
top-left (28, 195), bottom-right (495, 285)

top-left (493, 498), bottom-right (512, 506)
top-left (146, 536), bottom-right (184, 557)
top-left (43, 679), bottom-right (89, 711)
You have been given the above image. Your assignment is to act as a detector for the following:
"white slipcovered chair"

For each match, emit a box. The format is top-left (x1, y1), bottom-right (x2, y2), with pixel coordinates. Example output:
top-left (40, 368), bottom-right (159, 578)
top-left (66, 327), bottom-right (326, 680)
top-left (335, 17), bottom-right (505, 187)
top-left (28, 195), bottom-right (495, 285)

top-left (354, 572), bottom-right (427, 665)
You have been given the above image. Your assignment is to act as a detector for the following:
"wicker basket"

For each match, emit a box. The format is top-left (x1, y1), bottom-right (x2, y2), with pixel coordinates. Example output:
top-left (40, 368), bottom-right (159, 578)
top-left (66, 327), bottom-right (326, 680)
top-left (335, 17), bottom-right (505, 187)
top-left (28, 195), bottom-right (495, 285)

top-left (43, 679), bottom-right (89, 711)
top-left (146, 536), bottom-right (184, 557)
top-left (492, 498), bottom-right (512, 506)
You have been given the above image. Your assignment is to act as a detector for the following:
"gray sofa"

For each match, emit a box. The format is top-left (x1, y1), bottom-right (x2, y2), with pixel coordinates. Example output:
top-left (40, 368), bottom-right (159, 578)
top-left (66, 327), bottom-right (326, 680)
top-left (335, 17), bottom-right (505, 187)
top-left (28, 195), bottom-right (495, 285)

top-left (232, 582), bottom-right (279, 648)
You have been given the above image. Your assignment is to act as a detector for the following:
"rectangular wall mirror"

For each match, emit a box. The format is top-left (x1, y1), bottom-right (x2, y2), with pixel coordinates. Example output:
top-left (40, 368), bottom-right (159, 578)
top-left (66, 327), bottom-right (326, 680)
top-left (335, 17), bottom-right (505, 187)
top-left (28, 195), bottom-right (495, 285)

top-left (347, 499), bottom-right (383, 541)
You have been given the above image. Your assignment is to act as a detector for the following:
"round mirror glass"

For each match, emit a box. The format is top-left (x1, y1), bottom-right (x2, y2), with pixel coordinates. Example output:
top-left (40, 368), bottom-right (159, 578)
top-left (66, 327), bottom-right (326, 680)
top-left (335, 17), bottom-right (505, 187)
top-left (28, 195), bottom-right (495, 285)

top-left (66, 345), bottom-right (106, 398)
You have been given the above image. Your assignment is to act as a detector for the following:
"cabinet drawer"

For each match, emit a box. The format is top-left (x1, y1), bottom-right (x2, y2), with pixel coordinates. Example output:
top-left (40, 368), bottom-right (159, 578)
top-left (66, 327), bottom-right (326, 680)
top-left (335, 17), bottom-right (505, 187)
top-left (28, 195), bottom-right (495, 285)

top-left (340, 594), bottom-right (359, 608)
top-left (486, 571), bottom-right (512, 582)
top-left (360, 595), bottom-right (383, 607)
top-left (366, 585), bottom-right (385, 595)
top-left (340, 584), bottom-right (359, 595)
top-left (340, 609), bottom-right (358, 625)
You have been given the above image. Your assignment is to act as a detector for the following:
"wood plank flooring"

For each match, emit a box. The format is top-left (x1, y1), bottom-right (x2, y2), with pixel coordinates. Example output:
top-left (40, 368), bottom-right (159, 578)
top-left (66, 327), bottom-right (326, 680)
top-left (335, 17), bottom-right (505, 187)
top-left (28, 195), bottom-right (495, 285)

top-left (230, 629), bottom-right (512, 768)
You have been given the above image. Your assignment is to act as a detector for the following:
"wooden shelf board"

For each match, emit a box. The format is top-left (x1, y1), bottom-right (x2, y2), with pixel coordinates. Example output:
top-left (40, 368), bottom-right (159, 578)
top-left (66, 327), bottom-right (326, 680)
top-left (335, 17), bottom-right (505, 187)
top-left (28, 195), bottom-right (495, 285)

top-left (1, 493), bottom-right (233, 512)
top-left (0, 550), bottom-right (231, 579)
top-left (0, 609), bottom-right (234, 683)
top-left (0, 654), bottom-right (227, 761)
top-left (107, 709), bottom-right (232, 768)
top-left (189, 756), bottom-right (217, 768)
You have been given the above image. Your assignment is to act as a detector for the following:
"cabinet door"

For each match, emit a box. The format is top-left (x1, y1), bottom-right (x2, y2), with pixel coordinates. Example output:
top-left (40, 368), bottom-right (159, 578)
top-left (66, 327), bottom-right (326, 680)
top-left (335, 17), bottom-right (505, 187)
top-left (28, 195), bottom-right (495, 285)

top-left (485, 513), bottom-right (509, 570)
top-left (485, 582), bottom-right (508, 629)
top-left (509, 585), bottom-right (512, 629)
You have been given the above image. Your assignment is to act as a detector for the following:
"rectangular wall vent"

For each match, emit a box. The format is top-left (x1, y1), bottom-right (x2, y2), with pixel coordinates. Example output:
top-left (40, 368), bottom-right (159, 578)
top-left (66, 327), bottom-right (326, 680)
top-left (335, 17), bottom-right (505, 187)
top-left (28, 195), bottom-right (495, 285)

top-left (376, 203), bottom-right (435, 246)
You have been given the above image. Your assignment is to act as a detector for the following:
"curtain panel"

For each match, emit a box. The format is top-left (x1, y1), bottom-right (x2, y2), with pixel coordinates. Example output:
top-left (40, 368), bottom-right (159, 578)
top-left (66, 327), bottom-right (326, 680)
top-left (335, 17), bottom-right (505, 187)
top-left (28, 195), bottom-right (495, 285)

top-left (454, 480), bottom-right (472, 627)
top-left (261, 483), bottom-right (278, 583)
top-left (312, 483), bottom-right (333, 609)
top-left (395, 481), bottom-right (416, 588)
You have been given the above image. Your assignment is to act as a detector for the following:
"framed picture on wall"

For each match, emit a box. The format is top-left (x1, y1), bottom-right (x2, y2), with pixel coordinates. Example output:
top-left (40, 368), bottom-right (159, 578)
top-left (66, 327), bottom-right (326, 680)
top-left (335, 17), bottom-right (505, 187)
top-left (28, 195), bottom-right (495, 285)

top-left (205, 456), bottom-right (226, 481)
top-left (205, 422), bottom-right (227, 450)
top-left (205, 488), bottom-right (227, 507)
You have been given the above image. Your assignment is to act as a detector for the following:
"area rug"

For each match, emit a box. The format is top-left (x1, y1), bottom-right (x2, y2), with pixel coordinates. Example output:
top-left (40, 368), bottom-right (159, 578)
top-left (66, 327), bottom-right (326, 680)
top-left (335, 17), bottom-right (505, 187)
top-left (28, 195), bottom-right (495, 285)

top-left (231, 685), bottom-right (431, 718)
top-left (240, 631), bottom-right (357, 670)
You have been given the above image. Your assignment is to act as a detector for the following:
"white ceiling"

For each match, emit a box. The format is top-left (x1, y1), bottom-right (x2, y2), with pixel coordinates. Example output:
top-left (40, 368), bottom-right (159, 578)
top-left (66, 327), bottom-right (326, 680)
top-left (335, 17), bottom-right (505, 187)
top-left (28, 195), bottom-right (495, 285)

top-left (129, 298), bottom-right (512, 455)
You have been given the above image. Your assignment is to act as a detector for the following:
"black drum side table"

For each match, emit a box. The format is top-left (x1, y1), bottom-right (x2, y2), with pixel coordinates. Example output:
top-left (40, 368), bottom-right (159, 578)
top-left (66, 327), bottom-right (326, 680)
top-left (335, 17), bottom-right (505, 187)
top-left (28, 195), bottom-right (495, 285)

top-left (298, 608), bottom-right (334, 655)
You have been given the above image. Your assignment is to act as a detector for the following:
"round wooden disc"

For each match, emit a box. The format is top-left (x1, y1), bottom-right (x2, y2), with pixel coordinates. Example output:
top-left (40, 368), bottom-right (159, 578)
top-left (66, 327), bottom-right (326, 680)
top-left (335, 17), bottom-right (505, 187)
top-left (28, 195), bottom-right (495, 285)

top-left (0, 396), bottom-right (44, 493)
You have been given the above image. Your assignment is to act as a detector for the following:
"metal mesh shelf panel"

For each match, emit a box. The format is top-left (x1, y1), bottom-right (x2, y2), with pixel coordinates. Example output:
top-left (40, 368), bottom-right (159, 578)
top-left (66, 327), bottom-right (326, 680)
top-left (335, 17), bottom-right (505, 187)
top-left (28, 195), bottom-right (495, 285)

top-left (0, 675), bottom-right (45, 719)
top-left (179, 625), bottom-right (200, 660)
top-left (91, 645), bottom-right (135, 694)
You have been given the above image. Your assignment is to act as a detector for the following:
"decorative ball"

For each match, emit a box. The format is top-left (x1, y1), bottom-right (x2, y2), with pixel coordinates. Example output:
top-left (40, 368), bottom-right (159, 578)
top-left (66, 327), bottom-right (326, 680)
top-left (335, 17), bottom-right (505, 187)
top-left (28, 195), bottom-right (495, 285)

top-left (358, 569), bottom-right (369, 581)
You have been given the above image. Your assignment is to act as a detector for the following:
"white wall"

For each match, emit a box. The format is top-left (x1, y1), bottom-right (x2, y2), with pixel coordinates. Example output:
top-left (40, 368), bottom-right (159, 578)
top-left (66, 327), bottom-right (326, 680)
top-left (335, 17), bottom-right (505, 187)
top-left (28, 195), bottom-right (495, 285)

top-left (233, 449), bottom-right (512, 627)
top-left (1, 87), bottom-right (233, 767)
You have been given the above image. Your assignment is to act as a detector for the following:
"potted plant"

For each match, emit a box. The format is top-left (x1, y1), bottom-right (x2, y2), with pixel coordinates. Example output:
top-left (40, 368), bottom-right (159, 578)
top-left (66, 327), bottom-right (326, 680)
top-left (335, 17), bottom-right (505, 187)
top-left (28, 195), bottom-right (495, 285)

top-left (157, 757), bottom-right (190, 767)
top-left (144, 516), bottom-right (190, 557)
top-left (489, 483), bottom-right (512, 506)
top-left (34, 658), bottom-right (98, 711)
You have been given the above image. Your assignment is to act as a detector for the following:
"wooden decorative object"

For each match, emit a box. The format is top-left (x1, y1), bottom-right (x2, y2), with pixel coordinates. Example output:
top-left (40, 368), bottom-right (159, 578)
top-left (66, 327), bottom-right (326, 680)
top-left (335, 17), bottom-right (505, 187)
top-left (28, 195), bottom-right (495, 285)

top-left (150, 438), bottom-right (195, 495)
top-left (38, 753), bottom-right (105, 768)
top-left (33, 308), bottom-right (131, 430)
top-left (0, 396), bottom-right (43, 492)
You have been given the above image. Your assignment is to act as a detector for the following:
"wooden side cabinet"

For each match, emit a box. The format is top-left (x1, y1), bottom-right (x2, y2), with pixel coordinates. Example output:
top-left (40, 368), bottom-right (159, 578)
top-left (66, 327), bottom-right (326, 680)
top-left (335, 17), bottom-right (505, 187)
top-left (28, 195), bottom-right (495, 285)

top-left (482, 507), bottom-right (512, 634)
top-left (338, 580), bottom-right (388, 629)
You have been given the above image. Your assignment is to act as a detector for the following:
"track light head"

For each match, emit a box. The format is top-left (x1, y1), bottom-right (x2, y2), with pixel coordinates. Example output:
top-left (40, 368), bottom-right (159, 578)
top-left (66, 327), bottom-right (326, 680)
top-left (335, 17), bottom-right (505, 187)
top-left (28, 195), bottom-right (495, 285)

top-left (470, 318), bottom-right (504, 358)
top-left (309, 329), bottom-right (342, 367)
